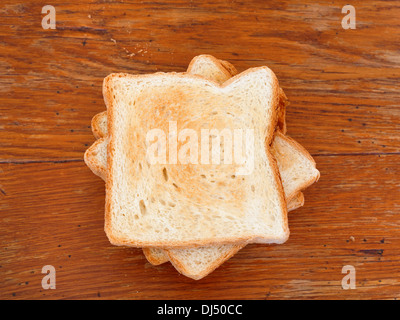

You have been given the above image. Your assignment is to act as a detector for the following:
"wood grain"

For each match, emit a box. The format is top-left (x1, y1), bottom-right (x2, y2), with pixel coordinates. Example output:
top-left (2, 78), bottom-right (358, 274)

top-left (0, 0), bottom-right (399, 299)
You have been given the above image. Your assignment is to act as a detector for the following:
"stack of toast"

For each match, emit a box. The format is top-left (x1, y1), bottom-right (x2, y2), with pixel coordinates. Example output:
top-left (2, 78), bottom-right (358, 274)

top-left (84, 55), bottom-right (319, 280)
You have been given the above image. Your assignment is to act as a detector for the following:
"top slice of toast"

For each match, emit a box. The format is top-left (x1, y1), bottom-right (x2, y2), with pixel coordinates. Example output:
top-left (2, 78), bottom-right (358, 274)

top-left (103, 68), bottom-right (289, 247)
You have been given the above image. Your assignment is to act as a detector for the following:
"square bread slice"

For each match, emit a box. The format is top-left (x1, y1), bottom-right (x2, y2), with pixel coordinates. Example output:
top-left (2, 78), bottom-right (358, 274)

top-left (103, 68), bottom-right (289, 247)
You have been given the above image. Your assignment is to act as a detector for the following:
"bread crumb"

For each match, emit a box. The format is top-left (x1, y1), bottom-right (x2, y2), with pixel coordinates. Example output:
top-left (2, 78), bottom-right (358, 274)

top-left (349, 236), bottom-right (355, 242)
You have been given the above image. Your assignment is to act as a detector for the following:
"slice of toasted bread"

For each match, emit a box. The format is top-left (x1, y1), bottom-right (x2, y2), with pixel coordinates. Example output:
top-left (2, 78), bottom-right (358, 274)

top-left (103, 67), bottom-right (288, 247)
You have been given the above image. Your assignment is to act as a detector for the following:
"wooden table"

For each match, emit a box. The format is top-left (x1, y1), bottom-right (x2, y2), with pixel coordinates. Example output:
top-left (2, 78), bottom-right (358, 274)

top-left (1, 0), bottom-right (399, 300)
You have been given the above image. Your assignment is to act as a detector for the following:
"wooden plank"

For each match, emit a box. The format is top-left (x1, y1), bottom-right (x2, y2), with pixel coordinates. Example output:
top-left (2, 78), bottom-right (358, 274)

top-left (0, 155), bottom-right (399, 299)
top-left (1, 0), bottom-right (399, 160)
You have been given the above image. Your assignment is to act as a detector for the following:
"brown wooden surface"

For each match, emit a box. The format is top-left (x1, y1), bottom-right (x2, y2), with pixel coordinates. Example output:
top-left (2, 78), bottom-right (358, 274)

top-left (0, 0), bottom-right (399, 300)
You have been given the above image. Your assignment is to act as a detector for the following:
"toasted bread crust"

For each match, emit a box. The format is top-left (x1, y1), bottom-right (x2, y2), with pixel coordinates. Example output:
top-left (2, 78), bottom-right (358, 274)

top-left (277, 88), bottom-right (288, 134)
top-left (287, 192), bottom-right (304, 212)
top-left (217, 59), bottom-right (238, 77)
top-left (166, 244), bottom-right (244, 280)
top-left (274, 131), bottom-right (320, 202)
top-left (143, 248), bottom-right (169, 265)
top-left (187, 54), bottom-right (234, 81)
top-left (91, 111), bottom-right (107, 139)
top-left (84, 138), bottom-right (107, 180)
